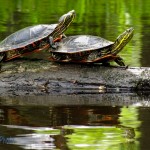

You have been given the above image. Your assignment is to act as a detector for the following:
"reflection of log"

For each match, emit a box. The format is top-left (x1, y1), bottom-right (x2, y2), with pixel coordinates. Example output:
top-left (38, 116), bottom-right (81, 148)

top-left (0, 59), bottom-right (150, 96)
top-left (0, 93), bottom-right (149, 106)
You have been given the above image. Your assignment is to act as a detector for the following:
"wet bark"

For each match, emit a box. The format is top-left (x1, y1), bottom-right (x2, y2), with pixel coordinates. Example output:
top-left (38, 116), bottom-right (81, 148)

top-left (0, 59), bottom-right (150, 96)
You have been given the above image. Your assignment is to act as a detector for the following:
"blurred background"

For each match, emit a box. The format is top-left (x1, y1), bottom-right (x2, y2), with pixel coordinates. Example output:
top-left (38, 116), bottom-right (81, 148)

top-left (0, 0), bottom-right (149, 66)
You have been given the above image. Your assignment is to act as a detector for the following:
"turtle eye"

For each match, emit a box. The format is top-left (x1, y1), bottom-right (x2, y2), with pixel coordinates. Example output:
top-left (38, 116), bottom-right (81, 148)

top-left (69, 10), bottom-right (76, 17)
top-left (127, 27), bottom-right (134, 33)
top-left (127, 29), bottom-right (130, 32)
top-left (59, 10), bottom-right (76, 22)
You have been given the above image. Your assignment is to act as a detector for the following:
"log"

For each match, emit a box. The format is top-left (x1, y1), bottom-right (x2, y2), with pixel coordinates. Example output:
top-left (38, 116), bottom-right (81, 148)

top-left (0, 59), bottom-right (150, 96)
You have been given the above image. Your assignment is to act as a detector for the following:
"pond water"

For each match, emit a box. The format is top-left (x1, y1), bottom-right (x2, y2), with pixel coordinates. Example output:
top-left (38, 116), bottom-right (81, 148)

top-left (0, 0), bottom-right (150, 150)
top-left (0, 94), bottom-right (150, 149)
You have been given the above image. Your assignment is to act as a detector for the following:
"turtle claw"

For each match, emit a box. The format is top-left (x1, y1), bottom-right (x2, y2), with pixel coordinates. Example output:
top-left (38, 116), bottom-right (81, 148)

top-left (124, 65), bottom-right (129, 69)
top-left (114, 56), bottom-right (126, 66)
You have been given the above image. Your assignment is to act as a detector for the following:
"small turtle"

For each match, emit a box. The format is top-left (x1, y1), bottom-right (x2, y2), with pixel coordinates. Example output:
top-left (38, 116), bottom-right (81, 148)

top-left (49, 27), bottom-right (134, 66)
top-left (0, 10), bottom-right (75, 61)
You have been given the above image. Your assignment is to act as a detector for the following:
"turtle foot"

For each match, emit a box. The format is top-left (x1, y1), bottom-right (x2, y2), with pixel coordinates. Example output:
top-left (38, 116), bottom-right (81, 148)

top-left (51, 42), bottom-right (59, 49)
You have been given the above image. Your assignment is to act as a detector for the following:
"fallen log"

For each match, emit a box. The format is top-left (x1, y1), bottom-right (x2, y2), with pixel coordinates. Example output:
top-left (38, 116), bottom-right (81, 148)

top-left (0, 59), bottom-right (150, 95)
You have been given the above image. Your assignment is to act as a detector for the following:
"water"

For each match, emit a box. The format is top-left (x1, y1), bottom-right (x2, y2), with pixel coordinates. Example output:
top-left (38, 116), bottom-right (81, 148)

top-left (0, 94), bottom-right (150, 149)
top-left (0, 0), bottom-right (150, 149)
top-left (1, 94), bottom-right (150, 149)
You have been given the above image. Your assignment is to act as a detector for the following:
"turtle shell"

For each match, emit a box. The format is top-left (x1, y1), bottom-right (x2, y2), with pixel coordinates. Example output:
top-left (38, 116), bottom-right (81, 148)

top-left (0, 24), bottom-right (57, 52)
top-left (52, 35), bottom-right (114, 53)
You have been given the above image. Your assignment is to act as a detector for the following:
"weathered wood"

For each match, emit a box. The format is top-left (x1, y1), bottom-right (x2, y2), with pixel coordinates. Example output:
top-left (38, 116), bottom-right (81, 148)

top-left (0, 59), bottom-right (150, 95)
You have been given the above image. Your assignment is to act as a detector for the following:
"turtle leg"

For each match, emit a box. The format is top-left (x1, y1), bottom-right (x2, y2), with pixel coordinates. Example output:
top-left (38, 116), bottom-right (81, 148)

top-left (49, 34), bottom-right (64, 49)
top-left (97, 54), bottom-right (126, 66)
top-left (51, 52), bottom-right (62, 60)
top-left (49, 36), bottom-right (58, 49)
top-left (0, 56), bottom-right (3, 62)
top-left (51, 52), bottom-right (68, 61)
top-left (0, 53), bottom-right (5, 72)
top-left (114, 56), bottom-right (125, 66)
top-left (113, 55), bottom-right (128, 69)
top-left (114, 55), bottom-right (128, 69)
top-left (94, 54), bottom-right (127, 68)
top-left (62, 34), bottom-right (67, 38)
top-left (53, 35), bottom-right (65, 42)
top-left (0, 52), bottom-right (5, 62)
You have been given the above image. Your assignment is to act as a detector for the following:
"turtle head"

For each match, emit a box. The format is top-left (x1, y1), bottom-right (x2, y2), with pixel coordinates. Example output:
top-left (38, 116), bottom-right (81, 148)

top-left (52, 10), bottom-right (75, 38)
top-left (112, 27), bottom-right (134, 54)
top-left (59, 10), bottom-right (76, 24)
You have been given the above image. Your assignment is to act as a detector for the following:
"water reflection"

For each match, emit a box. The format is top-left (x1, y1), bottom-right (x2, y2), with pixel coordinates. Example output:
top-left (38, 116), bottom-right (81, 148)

top-left (49, 106), bottom-right (120, 126)
top-left (0, 105), bottom-right (140, 149)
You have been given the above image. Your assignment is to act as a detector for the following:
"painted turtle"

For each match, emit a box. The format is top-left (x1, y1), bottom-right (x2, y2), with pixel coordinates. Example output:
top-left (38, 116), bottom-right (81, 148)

top-left (0, 10), bottom-right (75, 61)
top-left (49, 27), bottom-right (134, 66)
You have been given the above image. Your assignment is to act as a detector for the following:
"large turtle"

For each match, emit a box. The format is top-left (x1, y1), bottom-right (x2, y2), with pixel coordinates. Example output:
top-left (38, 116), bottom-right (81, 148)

top-left (0, 10), bottom-right (75, 61)
top-left (49, 27), bottom-right (134, 66)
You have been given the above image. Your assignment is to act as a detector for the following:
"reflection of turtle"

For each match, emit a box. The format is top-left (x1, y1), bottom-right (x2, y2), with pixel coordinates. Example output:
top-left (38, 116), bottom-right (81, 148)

top-left (0, 10), bottom-right (75, 61)
top-left (49, 28), bottom-right (134, 66)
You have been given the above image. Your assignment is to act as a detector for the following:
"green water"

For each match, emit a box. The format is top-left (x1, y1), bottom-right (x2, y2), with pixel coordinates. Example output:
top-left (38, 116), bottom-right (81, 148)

top-left (0, 100), bottom-right (143, 150)
top-left (0, 0), bottom-right (150, 66)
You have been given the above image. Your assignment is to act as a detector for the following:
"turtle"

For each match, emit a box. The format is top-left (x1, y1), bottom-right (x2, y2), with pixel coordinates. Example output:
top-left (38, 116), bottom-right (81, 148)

top-left (0, 10), bottom-right (75, 62)
top-left (49, 27), bottom-right (134, 66)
